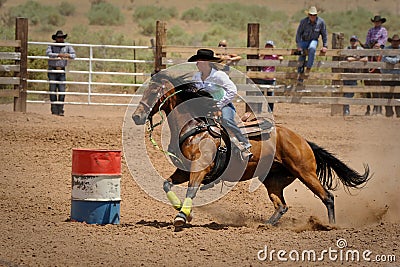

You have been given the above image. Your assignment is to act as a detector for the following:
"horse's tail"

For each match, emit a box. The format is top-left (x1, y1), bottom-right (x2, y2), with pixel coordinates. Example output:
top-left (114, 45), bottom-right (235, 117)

top-left (307, 141), bottom-right (371, 191)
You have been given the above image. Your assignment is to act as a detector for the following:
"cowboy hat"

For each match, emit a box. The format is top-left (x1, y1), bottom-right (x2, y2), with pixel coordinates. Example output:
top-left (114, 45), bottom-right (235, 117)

top-left (52, 30), bottom-right (68, 40)
top-left (188, 49), bottom-right (222, 62)
top-left (388, 34), bottom-right (400, 42)
top-left (371, 15), bottom-right (386, 23)
top-left (306, 6), bottom-right (318, 15)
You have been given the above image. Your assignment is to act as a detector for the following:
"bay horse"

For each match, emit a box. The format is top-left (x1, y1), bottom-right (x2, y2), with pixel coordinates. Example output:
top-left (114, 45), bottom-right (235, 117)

top-left (131, 70), bottom-right (371, 228)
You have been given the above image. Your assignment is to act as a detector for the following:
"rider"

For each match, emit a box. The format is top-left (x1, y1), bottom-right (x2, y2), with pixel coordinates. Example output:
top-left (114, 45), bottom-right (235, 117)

top-left (188, 49), bottom-right (252, 159)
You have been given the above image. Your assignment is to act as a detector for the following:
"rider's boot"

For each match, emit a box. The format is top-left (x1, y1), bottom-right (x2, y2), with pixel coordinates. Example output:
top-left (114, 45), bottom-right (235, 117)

top-left (230, 137), bottom-right (252, 160)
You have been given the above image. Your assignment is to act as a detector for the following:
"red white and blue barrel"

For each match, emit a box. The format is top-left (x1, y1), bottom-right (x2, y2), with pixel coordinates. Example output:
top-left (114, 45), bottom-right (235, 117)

top-left (70, 149), bottom-right (121, 224)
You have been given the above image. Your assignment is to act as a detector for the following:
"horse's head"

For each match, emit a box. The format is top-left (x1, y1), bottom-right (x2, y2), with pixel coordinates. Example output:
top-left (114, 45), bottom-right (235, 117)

top-left (132, 73), bottom-right (177, 125)
top-left (132, 71), bottom-right (213, 125)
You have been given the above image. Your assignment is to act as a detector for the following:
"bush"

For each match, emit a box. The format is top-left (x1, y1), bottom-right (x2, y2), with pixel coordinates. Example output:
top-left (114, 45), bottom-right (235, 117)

top-left (168, 25), bottom-right (191, 45)
top-left (181, 7), bottom-right (204, 22)
top-left (0, 0), bottom-right (7, 9)
top-left (59, 1), bottom-right (76, 16)
top-left (133, 6), bottom-right (178, 21)
top-left (88, 2), bottom-right (125, 26)
top-left (137, 18), bottom-right (156, 36)
top-left (3, 0), bottom-right (65, 28)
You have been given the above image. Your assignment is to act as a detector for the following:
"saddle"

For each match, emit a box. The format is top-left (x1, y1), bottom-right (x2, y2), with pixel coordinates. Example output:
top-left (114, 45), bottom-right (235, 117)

top-left (207, 112), bottom-right (274, 138)
top-left (238, 112), bottom-right (274, 137)
top-left (174, 113), bottom-right (274, 189)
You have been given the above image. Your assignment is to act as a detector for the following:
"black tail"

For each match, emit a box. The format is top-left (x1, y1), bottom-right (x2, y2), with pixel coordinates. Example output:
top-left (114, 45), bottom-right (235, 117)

top-left (307, 141), bottom-right (371, 191)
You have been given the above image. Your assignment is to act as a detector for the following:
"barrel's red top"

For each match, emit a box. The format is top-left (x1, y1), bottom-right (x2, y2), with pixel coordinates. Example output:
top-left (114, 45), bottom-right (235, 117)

top-left (72, 149), bottom-right (121, 175)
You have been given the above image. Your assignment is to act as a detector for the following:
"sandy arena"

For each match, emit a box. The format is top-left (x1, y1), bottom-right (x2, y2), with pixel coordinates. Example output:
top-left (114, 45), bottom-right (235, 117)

top-left (0, 101), bottom-right (399, 266)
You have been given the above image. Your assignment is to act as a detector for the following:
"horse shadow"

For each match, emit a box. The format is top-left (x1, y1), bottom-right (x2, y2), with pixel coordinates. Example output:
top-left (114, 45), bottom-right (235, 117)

top-left (135, 219), bottom-right (239, 231)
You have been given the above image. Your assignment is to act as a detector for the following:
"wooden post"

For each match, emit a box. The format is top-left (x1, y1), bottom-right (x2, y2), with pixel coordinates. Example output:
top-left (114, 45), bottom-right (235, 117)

top-left (246, 23), bottom-right (261, 113)
top-left (154, 21), bottom-right (166, 73)
top-left (14, 17), bottom-right (28, 112)
top-left (331, 32), bottom-right (345, 116)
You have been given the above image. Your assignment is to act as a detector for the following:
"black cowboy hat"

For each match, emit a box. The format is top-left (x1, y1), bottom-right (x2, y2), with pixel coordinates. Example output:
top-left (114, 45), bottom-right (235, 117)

top-left (52, 30), bottom-right (68, 40)
top-left (388, 34), bottom-right (400, 42)
top-left (371, 15), bottom-right (386, 23)
top-left (188, 49), bottom-right (222, 62)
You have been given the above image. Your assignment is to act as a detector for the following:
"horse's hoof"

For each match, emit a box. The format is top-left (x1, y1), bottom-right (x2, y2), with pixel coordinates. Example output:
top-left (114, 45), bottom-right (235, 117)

top-left (187, 212), bottom-right (193, 223)
top-left (174, 212), bottom-right (187, 227)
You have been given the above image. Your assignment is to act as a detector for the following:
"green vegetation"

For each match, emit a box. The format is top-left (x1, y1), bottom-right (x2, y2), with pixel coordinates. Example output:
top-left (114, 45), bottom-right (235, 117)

top-left (181, 7), bottom-right (204, 22)
top-left (133, 6), bottom-right (178, 21)
top-left (2, 0), bottom-right (65, 30)
top-left (88, 2), bottom-right (125, 26)
top-left (1, 1), bottom-right (399, 94)
top-left (0, 0), bottom-right (7, 9)
top-left (59, 1), bottom-right (76, 17)
top-left (2, 1), bottom-right (399, 48)
top-left (133, 6), bottom-right (178, 35)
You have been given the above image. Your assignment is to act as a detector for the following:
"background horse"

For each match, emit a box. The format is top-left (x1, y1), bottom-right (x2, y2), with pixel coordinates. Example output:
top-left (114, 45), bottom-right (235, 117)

top-left (132, 71), bottom-right (371, 228)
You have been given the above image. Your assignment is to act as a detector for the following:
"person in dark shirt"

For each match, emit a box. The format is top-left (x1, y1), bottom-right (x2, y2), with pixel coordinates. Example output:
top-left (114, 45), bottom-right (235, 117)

top-left (295, 6), bottom-right (328, 81)
top-left (46, 30), bottom-right (76, 116)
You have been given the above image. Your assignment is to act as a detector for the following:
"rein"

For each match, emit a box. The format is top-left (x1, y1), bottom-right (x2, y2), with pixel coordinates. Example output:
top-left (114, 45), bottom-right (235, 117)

top-left (147, 89), bottom-right (183, 162)
top-left (145, 86), bottom-right (229, 183)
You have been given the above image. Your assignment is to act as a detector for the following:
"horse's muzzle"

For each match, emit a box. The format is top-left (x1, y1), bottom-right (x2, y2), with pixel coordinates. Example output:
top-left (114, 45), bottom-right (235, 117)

top-left (132, 104), bottom-right (149, 125)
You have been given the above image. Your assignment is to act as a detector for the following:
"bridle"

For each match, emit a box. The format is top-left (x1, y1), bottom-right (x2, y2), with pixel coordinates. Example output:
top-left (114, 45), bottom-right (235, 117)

top-left (143, 81), bottom-right (183, 161)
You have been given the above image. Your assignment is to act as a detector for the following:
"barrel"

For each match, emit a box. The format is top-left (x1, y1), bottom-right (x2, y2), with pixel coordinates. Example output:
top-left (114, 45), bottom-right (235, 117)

top-left (70, 149), bottom-right (121, 224)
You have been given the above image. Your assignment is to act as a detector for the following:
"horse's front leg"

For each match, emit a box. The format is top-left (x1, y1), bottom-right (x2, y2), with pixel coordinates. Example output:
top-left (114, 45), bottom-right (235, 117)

top-left (173, 185), bottom-right (199, 227)
top-left (163, 169), bottom-right (190, 212)
top-left (173, 136), bottom-right (216, 227)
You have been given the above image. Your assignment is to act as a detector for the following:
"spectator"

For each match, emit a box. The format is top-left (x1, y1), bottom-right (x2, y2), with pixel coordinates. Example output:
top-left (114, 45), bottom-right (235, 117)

top-left (46, 30), bottom-right (76, 116)
top-left (216, 40), bottom-right (242, 72)
top-left (254, 40), bottom-right (283, 112)
top-left (365, 15), bottom-right (388, 49)
top-left (364, 41), bottom-right (383, 116)
top-left (188, 49), bottom-right (252, 159)
top-left (381, 34), bottom-right (400, 117)
top-left (295, 6), bottom-right (328, 82)
top-left (343, 35), bottom-right (367, 116)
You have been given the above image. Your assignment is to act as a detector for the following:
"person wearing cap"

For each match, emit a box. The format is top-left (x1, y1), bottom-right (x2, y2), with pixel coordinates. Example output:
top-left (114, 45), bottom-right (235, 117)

top-left (255, 40), bottom-right (283, 112)
top-left (216, 40), bottom-right (242, 71)
top-left (188, 49), bottom-right (252, 159)
top-left (342, 35), bottom-right (368, 116)
top-left (365, 15), bottom-right (388, 49)
top-left (295, 6), bottom-right (328, 79)
top-left (381, 34), bottom-right (400, 117)
top-left (46, 30), bottom-right (76, 116)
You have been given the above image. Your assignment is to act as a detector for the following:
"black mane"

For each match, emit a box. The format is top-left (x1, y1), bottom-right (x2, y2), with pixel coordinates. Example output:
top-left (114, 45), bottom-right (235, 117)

top-left (151, 71), bottom-right (213, 101)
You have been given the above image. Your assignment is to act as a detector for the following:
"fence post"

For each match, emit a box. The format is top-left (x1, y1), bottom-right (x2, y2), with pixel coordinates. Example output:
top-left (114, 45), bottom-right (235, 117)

top-left (14, 17), bottom-right (28, 112)
top-left (246, 23), bottom-right (261, 113)
top-left (155, 21), bottom-right (166, 73)
top-left (331, 32), bottom-right (345, 115)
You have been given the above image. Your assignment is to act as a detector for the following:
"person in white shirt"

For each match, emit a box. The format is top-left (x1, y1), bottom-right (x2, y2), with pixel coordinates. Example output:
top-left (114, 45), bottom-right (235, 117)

top-left (188, 49), bottom-right (252, 159)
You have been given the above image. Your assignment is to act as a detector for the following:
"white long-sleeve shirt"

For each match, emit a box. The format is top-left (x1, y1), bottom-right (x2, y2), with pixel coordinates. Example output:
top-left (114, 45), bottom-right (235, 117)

top-left (192, 68), bottom-right (237, 109)
top-left (381, 46), bottom-right (400, 74)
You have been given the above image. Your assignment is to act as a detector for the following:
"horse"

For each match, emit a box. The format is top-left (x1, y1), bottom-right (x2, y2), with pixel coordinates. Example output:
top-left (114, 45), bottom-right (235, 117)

top-left (131, 70), bottom-right (371, 228)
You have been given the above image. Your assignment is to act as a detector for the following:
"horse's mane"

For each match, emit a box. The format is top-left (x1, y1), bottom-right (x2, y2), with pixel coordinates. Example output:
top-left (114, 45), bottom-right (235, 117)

top-left (150, 71), bottom-right (217, 115)
top-left (151, 71), bottom-right (213, 101)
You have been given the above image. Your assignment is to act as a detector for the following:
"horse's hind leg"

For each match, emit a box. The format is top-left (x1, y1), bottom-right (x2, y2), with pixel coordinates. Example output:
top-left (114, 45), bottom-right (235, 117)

top-left (324, 189), bottom-right (335, 224)
top-left (298, 173), bottom-right (336, 224)
top-left (263, 174), bottom-right (295, 225)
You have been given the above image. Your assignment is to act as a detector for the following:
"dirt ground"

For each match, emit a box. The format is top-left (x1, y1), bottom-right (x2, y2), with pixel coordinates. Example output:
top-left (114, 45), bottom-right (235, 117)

top-left (0, 101), bottom-right (399, 267)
